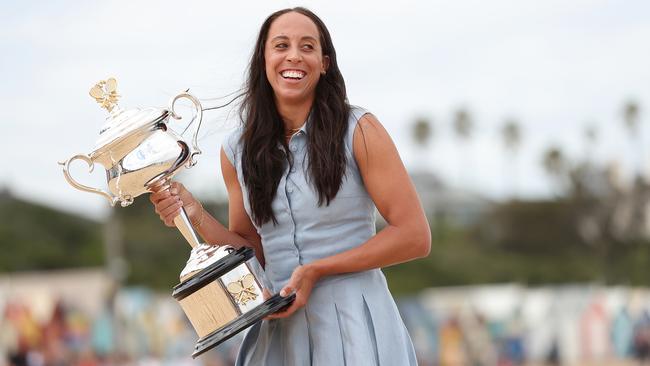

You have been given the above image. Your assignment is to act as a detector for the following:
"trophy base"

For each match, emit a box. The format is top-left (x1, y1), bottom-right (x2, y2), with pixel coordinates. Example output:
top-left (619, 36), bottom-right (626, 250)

top-left (192, 293), bottom-right (295, 358)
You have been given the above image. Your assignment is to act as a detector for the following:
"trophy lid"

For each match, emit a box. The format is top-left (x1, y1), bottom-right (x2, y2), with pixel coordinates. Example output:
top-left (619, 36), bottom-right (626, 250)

top-left (89, 78), bottom-right (169, 154)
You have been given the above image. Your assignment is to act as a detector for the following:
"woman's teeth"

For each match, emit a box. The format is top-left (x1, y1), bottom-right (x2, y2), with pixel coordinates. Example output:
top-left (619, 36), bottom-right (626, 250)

top-left (281, 70), bottom-right (305, 79)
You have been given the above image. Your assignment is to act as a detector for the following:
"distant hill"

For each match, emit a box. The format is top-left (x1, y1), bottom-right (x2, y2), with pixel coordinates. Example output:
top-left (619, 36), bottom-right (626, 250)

top-left (4, 184), bottom-right (650, 295)
top-left (0, 188), bottom-right (104, 272)
top-left (0, 188), bottom-right (230, 290)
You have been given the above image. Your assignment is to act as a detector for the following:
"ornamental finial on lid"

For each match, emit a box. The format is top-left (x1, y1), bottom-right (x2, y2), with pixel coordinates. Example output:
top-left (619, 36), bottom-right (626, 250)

top-left (89, 77), bottom-right (120, 112)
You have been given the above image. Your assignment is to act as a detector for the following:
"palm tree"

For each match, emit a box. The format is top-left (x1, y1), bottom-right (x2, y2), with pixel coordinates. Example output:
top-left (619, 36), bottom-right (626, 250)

top-left (582, 123), bottom-right (598, 165)
top-left (623, 101), bottom-right (639, 135)
top-left (452, 107), bottom-right (473, 188)
top-left (413, 117), bottom-right (433, 147)
top-left (501, 119), bottom-right (522, 198)
top-left (412, 117), bottom-right (433, 172)
top-left (453, 108), bottom-right (472, 140)
top-left (542, 145), bottom-right (567, 196)
top-left (622, 100), bottom-right (643, 179)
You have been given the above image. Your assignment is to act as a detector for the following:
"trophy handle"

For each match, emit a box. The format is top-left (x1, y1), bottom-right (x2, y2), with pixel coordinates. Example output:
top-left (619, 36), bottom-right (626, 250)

top-left (59, 154), bottom-right (120, 207)
top-left (169, 91), bottom-right (203, 168)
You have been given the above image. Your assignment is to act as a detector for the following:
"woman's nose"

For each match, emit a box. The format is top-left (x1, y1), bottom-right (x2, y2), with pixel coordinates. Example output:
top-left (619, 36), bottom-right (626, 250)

top-left (286, 47), bottom-right (302, 63)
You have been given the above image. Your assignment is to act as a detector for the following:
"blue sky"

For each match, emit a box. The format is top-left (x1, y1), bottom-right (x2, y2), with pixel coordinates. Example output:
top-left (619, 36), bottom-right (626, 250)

top-left (1, 0), bottom-right (649, 218)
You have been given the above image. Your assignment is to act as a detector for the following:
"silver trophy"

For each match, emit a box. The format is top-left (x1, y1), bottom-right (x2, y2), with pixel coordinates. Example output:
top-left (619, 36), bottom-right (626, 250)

top-left (59, 78), bottom-right (293, 357)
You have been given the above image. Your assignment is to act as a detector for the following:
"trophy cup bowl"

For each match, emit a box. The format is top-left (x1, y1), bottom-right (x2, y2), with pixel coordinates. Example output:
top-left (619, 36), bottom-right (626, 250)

top-left (59, 78), bottom-right (294, 358)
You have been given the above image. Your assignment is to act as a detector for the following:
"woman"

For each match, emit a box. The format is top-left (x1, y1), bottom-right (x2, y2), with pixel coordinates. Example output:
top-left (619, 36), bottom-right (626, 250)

top-left (150, 7), bottom-right (430, 365)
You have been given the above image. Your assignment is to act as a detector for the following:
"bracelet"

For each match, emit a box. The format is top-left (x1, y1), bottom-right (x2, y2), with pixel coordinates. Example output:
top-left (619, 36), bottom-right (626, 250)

top-left (191, 202), bottom-right (205, 228)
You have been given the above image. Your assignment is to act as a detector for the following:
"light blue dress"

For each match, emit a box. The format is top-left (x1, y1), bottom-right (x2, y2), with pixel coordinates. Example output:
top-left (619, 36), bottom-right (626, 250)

top-left (223, 107), bottom-right (418, 365)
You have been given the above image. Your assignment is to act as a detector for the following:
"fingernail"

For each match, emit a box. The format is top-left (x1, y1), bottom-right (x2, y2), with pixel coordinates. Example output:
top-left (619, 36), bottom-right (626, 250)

top-left (280, 290), bottom-right (287, 297)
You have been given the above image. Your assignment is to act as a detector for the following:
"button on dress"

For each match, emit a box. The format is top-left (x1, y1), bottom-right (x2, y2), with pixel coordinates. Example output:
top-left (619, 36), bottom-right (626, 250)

top-left (223, 107), bottom-right (418, 365)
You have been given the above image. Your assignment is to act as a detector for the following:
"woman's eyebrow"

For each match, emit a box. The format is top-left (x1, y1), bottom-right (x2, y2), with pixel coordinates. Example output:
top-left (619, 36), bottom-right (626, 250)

top-left (269, 35), bottom-right (318, 43)
top-left (269, 35), bottom-right (289, 42)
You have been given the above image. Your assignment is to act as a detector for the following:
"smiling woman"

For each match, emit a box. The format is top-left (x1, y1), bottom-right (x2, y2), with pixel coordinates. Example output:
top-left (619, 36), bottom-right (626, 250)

top-left (150, 7), bottom-right (430, 365)
top-left (264, 12), bottom-right (329, 110)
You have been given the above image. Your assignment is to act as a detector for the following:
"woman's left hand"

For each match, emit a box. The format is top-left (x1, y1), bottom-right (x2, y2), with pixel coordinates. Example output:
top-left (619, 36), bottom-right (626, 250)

top-left (266, 264), bottom-right (320, 319)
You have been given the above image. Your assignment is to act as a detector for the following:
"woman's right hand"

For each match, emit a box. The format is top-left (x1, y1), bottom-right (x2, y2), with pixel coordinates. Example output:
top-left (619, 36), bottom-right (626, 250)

top-left (149, 182), bottom-right (203, 227)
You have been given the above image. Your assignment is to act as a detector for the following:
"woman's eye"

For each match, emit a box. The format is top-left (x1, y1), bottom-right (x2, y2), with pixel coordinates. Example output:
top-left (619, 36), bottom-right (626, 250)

top-left (275, 43), bottom-right (288, 49)
top-left (302, 44), bottom-right (314, 50)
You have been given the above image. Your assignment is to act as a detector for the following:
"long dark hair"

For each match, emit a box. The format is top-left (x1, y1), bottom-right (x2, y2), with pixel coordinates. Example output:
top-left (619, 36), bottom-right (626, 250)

top-left (240, 7), bottom-right (350, 226)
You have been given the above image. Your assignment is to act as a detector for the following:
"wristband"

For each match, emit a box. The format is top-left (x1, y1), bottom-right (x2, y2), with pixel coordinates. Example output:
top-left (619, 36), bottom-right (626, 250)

top-left (191, 202), bottom-right (205, 228)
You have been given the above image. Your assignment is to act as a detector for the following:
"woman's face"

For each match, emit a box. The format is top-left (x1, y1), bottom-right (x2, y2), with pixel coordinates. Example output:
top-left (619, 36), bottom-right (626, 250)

top-left (264, 12), bottom-right (329, 107)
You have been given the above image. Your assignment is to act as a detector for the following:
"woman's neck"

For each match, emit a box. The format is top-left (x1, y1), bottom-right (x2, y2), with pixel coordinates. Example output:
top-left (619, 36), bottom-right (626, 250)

top-left (276, 99), bottom-right (313, 130)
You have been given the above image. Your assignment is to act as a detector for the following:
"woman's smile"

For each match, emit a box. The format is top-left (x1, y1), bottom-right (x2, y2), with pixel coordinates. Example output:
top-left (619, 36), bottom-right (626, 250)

top-left (280, 69), bottom-right (306, 80)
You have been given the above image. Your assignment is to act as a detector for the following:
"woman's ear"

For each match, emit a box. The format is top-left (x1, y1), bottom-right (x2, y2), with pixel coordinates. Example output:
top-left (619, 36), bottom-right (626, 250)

top-left (321, 55), bottom-right (330, 75)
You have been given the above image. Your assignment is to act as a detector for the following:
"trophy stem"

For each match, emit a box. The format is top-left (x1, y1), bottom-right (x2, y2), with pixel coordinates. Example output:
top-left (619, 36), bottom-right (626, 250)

top-left (175, 208), bottom-right (201, 248)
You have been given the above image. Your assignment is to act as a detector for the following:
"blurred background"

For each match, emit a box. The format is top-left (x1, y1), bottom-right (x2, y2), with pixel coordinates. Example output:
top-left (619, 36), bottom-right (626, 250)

top-left (2, 0), bottom-right (650, 365)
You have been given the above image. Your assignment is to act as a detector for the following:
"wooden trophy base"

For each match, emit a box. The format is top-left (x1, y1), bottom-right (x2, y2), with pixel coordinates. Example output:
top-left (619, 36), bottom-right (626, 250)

top-left (172, 246), bottom-right (295, 358)
top-left (192, 293), bottom-right (295, 358)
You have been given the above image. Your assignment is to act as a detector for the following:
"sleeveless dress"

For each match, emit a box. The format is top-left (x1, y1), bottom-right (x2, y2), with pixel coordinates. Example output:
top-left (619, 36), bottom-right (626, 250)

top-left (223, 107), bottom-right (418, 366)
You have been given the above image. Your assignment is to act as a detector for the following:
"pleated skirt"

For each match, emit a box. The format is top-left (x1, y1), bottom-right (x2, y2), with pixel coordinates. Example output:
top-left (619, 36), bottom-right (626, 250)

top-left (235, 269), bottom-right (417, 366)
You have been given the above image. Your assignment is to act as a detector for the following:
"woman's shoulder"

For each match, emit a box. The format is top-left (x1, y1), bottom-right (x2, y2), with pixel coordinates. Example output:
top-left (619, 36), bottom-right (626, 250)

top-left (345, 105), bottom-right (373, 143)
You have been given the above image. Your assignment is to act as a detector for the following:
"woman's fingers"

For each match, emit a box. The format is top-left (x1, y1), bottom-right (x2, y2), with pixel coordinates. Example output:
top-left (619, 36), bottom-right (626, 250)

top-left (160, 201), bottom-right (183, 226)
top-left (266, 292), bottom-right (302, 319)
top-left (150, 182), bottom-right (183, 203)
top-left (149, 190), bottom-right (170, 204)
top-left (266, 267), bottom-right (311, 320)
top-left (280, 269), bottom-right (301, 297)
top-left (153, 195), bottom-right (177, 212)
top-left (154, 197), bottom-right (180, 218)
top-left (149, 182), bottom-right (189, 226)
top-left (279, 285), bottom-right (294, 297)
top-left (262, 288), bottom-right (271, 301)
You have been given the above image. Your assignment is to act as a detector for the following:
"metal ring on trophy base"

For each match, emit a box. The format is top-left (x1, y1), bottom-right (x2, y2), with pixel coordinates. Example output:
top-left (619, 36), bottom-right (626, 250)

top-left (172, 246), bottom-right (295, 358)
